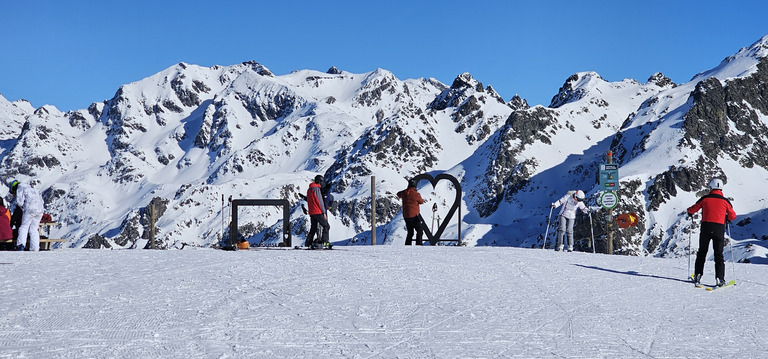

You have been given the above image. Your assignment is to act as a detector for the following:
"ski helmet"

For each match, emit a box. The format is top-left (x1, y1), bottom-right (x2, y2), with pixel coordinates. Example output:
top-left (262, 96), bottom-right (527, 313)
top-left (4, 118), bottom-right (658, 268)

top-left (313, 175), bottom-right (324, 185)
top-left (574, 190), bottom-right (585, 201)
top-left (8, 180), bottom-right (19, 194)
top-left (709, 178), bottom-right (724, 190)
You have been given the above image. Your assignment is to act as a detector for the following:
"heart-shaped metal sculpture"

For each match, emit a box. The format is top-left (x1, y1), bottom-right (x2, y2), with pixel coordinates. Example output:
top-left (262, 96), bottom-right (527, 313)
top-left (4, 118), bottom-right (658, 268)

top-left (411, 173), bottom-right (462, 245)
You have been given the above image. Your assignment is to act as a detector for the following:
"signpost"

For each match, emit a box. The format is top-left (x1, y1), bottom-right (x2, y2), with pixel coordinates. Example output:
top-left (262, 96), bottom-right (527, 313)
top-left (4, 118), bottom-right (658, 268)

top-left (601, 151), bottom-right (619, 254)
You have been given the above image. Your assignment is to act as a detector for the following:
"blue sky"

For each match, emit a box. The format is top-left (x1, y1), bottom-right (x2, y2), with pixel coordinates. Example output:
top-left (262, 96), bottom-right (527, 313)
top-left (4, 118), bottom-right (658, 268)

top-left (1, 1), bottom-right (767, 111)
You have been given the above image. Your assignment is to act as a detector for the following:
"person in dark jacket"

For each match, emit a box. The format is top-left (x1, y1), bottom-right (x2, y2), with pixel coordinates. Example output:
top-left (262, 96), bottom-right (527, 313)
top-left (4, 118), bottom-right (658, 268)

top-left (687, 178), bottom-right (737, 287)
top-left (316, 182), bottom-right (334, 245)
top-left (397, 179), bottom-right (425, 245)
top-left (305, 175), bottom-right (330, 249)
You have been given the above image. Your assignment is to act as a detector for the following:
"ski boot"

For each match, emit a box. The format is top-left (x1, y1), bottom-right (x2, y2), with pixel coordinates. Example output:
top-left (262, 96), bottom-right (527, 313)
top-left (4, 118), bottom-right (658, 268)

top-left (716, 278), bottom-right (726, 287)
top-left (692, 273), bottom-right (702, 287)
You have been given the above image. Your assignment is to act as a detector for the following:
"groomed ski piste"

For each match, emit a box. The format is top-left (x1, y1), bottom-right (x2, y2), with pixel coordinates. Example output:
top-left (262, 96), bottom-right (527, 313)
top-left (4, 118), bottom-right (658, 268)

top-left (1, 246), bottom-right (766, 358)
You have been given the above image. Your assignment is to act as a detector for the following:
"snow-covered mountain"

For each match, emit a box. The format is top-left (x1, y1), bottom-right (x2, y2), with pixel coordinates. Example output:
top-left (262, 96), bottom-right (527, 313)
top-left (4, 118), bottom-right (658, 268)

top-left (2, 34), bottom-right (768, 262)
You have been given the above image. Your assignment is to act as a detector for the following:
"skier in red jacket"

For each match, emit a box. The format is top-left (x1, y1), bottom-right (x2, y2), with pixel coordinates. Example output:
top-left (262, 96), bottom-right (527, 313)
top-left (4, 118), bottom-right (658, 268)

top-left (305, 175), bottom-right (330, 249)
top-left (687, 178), bottom-right (737, 287)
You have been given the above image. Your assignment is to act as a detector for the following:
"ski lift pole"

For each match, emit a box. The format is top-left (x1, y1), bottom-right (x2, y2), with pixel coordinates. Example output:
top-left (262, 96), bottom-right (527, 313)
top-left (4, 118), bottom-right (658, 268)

top-left (588, 211), bottom-right (596, 254)
top-left (542, 206), bottom-right (553, 250)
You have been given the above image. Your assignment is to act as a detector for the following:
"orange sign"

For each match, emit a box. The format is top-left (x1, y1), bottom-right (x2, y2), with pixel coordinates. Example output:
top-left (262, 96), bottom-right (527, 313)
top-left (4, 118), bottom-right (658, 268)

top-left (616, 213), bottom-right (638, 229)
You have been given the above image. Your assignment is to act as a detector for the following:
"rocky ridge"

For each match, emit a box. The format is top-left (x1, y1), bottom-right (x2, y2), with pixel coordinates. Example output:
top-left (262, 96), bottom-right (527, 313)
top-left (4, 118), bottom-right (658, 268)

top-left (1, 35), bottom-right (768, 260)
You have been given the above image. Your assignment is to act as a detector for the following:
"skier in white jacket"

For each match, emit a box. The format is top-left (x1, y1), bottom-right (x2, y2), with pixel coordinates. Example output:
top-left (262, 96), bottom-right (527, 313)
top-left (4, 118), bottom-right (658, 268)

top-left (10, 180), bottom-right (45, 251)
top-left (551, 190), bottom-right (590, 252)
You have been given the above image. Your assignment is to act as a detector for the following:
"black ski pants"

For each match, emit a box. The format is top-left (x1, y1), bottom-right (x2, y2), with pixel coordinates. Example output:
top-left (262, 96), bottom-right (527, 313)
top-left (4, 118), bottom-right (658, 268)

top-left (695, 221), bottom-right (726, 280)
top-left (404, 216), bottom-right (423, 245)
top-left (306, 214), bottom-right (330, 247)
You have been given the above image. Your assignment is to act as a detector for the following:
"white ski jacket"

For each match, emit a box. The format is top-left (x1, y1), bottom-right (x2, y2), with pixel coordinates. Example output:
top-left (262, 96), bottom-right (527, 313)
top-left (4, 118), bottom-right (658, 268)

top-left (14, 183), bottom-right (45, 214)
top-left (552, 192), bottom-right (588, 219)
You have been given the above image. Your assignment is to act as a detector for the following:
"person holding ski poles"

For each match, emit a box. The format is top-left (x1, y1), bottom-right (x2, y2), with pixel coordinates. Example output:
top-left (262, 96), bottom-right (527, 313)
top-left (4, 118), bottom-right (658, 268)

top-left (551, 190), bottom-right (590, 252)
top-left (687, 178), bottom-right (737, 287)
top-left (305, 175), bottom-right (331, 249)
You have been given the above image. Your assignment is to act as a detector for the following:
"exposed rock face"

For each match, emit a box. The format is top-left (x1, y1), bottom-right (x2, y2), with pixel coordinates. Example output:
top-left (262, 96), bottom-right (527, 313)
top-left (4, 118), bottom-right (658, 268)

top-left (682, 59), bottom-right (768, 169)
top-left (429, 73), bottom-right (484, 111)
top-left (508, 95), bottom-right (530, 111)
top-left (646, 157), bottom-right (724, 211)
top-left (647, 72), bottom-right (677, 88)
top-left (471, 107), bottom-right (558, 217)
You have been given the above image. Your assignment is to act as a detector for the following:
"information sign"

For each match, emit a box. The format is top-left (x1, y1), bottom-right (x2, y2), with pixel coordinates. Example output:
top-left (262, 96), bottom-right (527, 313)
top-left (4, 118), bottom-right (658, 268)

top-left (600, 191), bottom-right (618, 210)
top-left (599, 164), bottom-right (619, 191)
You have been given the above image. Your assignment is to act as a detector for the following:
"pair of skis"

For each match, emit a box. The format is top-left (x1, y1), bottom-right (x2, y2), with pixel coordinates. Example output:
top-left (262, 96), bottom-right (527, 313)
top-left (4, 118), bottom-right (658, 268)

top-left (690, 274), bottom-right (736, 291)
top-left (686, 217), bottom-right (738, 291)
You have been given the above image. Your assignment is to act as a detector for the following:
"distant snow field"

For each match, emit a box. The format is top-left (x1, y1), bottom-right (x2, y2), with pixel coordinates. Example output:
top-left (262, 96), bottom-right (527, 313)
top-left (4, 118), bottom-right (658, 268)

top-left (1, 246), bottom-right (766, 358)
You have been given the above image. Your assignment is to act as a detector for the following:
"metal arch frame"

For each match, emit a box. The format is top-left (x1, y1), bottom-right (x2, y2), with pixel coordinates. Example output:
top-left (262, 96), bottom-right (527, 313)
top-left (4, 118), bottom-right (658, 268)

top-left (411, 173), bottom-right (462, 245)
top-left (229, 199), bottom-right (291, 248)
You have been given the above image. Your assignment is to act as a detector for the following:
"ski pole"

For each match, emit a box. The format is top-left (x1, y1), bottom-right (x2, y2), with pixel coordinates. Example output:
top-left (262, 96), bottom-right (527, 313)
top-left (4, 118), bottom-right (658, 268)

top-left (727, 221), bottom-right (735, 282)
top-left (588, 211), bottom-right (595, 254)
top-left (688, 215), bottom-right (692, 280)
top-left (542, 206), bottom-right (553, 249)
top-left (221, 194), bottom-right (225, 244)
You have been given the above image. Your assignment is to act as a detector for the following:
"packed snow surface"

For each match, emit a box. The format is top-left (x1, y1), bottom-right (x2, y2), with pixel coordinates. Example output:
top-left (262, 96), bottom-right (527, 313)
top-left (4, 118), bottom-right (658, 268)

top-left (1, 246), bottom-right (765, 358)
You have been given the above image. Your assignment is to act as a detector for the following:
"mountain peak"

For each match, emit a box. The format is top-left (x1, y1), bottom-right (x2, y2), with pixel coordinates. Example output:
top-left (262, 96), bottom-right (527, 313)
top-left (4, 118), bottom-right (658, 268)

top-left (508, 94), bottom-right (530, 110)
top-left (451, 72), bottom-right (484, 92)
top-left (549, 72), bottom-right (605, 108)
top-left (690, 33), bottom-right (768, 82)
top-left (646, 72), bottom-right (676, 88)
top-left (241, 61), bottom-right (274, 77)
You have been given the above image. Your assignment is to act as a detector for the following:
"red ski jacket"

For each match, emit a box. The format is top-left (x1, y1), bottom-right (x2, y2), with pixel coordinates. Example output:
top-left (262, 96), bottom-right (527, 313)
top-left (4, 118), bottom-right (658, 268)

top-left (687, 189), bottom-right (737, 224)
top-left (0, 206), bottom-right (11, 240)
top-left (306, 182), bottom-right (326, 216)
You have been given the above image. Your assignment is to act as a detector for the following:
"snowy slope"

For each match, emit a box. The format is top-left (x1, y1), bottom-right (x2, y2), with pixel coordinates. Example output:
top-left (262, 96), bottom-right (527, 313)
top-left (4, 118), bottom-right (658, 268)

top-left (0, 247), bottom-right (765, 358)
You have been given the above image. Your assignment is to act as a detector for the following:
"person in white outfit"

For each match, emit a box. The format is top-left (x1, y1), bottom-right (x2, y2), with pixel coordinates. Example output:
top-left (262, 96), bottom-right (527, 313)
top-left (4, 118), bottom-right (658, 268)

top-left (10, 180), bottom-right (45, 251)
top-left (551, 190), bottom-right (590, 252)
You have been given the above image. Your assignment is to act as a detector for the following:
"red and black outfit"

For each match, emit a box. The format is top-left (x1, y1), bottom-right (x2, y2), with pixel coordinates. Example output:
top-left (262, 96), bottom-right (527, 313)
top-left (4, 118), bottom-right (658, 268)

top-left (306, 181), bottom-right (330, 247)
top-left (687, 189), bottom-right (737, 281)
top-left (397, 186), bottom-right (424, 245)
top-left (0, 205), bottom-right (12, 241)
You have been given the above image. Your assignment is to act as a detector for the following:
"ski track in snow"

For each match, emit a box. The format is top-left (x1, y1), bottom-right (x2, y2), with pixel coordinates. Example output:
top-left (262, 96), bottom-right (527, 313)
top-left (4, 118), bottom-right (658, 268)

top-left (0, 247), bottom-right (766, 358)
